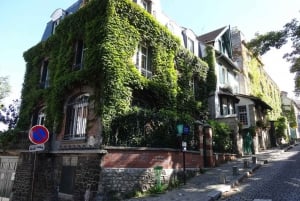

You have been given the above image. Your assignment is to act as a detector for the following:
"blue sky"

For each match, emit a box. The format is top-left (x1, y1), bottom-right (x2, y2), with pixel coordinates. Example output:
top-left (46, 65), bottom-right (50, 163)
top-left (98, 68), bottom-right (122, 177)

top-left (1, 0), bottom-right (300, 104)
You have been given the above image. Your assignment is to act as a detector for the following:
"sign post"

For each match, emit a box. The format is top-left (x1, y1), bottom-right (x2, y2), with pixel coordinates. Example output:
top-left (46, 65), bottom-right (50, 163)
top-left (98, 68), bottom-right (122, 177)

top-left (28, 125), bottom-right (49, 201)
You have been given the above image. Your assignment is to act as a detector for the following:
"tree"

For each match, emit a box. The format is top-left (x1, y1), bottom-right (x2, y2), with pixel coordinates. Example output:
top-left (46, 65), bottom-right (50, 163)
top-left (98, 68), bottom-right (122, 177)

top-left (0, 99), bottom-right (20, 130)
top-left (0, 76), bottom-right (10, 103)
top-left (247, 18), bottom-right (300, 95)
top-left (0, 76), bottom-right (19, 130)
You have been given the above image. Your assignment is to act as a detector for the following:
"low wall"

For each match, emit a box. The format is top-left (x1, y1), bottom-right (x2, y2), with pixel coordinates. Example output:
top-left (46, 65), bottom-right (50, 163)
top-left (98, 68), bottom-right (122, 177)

top-left (99, 147), bottom-right (204, 199)
top-left (102, 147), bottom-right (203, 169)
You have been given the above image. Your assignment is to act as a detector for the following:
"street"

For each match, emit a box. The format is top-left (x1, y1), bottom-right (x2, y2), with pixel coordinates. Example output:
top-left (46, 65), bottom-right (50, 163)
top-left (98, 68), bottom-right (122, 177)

top-left (221, 144), bottom-right (300, 201)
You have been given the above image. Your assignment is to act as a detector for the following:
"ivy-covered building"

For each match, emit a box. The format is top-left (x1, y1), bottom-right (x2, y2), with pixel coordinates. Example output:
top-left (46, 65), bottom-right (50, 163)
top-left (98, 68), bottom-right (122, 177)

top-left (231, 28), bottom-right (282, 153)
top-left (197, 26), bottom-right (242, 154)
top-left (6, 0), bottom-right (213, 200)
top-left (281, 91), bottom-right (299, 140)
top-left (1, 0), bottom-right (286, 200)
top-left (197, 26), bottom-right (283, 155)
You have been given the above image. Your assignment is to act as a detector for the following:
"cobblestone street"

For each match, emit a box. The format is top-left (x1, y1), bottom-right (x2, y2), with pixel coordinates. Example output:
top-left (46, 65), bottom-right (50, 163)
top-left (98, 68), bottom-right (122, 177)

top-left (123, 145), bottom-right (297, 201)
top-left (221, 144), bottom-right (300, 201)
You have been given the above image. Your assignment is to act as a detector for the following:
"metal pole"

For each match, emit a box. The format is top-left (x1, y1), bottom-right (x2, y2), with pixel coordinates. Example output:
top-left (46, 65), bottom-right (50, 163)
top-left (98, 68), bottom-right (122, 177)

top-left (31, 152), bottom-right (37, 201)
top-left (183, 150), bottom-right (186, 185)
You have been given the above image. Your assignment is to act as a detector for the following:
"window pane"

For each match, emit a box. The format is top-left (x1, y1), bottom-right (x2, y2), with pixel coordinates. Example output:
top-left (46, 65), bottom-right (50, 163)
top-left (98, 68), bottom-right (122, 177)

top-left (74, 40), bottom-right (84, 70)
top-left (40, 60), bottom-right (49, 88)
top-left (65, 94), bottom-right (89, 140)
top-left (135, 44), bottom-right (152, 78)
top-left (238, 105), bottom-right (248, 125)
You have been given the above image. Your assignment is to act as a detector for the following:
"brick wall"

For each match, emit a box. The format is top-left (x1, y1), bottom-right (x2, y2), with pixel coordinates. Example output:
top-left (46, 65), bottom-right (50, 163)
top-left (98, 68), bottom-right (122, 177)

top-left (102, 147), bottom-right (203, 169)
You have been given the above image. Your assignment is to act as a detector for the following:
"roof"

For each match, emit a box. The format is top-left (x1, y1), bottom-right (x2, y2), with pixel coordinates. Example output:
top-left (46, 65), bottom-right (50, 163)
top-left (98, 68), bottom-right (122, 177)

top-left (215, 50), bottom-right (240, 72)
top-left (237, 94), bottom-right (273, 110)
top-left (218, 89), bottom-right (240, 103)
top-left (41, 0), bottom-right (82, 41)
top-left (197, 26), bottom-right (227, 44)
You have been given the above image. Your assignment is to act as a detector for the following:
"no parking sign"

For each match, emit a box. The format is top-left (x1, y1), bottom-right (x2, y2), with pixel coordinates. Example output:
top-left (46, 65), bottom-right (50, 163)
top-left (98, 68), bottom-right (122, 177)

top-left (28, 125), bottom-right (49, 145)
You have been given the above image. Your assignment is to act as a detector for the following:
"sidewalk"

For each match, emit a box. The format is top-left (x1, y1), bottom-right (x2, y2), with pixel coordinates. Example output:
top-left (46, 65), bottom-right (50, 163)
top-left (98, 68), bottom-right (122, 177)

top-left (125, 145), bottom-right (294, 201)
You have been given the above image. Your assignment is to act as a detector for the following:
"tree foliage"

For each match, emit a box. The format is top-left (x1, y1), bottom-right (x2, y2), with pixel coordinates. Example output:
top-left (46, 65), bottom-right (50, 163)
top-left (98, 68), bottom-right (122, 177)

top-left (0, 99), bottom-right (20, 130)
top-left (247, 18), bottom-right (300, 95)
top-left (0, 76), bottom-right (10, 103)
top-left (209, 120), bottom-right (233, 153)
top-left (0, 76), bottom-right (19, 131)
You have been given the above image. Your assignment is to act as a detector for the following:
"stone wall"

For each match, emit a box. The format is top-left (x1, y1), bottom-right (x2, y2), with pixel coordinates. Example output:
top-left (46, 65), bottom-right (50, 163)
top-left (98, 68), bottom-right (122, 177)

top-left (11, 153), bottom-right (34, 201)
top-left (99, 168), bottom-right (174, 196)
top-left (11, 152), bottom-right (102, 201)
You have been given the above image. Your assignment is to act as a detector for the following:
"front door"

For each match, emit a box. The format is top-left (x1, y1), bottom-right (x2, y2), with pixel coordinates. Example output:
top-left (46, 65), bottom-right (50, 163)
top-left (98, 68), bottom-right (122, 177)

top-left (243, 132), bottom-right (253, 155)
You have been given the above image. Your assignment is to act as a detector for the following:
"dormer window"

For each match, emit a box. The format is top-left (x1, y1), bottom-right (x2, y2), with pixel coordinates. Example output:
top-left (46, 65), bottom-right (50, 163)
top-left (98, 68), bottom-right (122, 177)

top-left (134, 43), bottom-right (152, 78)
top-left (50, 8), bottom-right (66, 34)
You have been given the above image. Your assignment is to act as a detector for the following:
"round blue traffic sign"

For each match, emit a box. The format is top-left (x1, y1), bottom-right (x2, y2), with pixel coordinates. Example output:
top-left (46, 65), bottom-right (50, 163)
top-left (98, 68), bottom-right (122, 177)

top-left (28, 125), bottom-right (49, 145)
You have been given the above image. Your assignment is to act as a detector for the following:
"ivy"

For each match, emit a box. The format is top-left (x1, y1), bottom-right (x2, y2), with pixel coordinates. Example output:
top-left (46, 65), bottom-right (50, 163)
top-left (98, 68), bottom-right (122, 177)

top-left (19, 0), bottom-right (210, 148)
top-left (247, 56), bottom-right (282, 120)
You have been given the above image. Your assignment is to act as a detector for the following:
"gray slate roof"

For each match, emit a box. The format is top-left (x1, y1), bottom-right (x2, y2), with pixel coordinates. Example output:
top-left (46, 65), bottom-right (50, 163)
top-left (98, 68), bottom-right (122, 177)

top-left (41, 0), bottom-right (82, 41)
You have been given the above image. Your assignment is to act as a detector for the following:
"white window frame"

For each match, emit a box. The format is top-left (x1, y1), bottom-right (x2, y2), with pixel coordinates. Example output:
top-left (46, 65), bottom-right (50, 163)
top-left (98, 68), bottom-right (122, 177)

top-left (238, 105), bottom-right (249, 126)
top-left (219, 65), bottom-right (228, 85)
top-left (65, 94), bottom-right (89, 140)
top-left (37, 107), bottom-right (46, 126)
top-left (220, 96), bottom-right (236, 116)
top-left (135, 43), bottom-right (152, 78)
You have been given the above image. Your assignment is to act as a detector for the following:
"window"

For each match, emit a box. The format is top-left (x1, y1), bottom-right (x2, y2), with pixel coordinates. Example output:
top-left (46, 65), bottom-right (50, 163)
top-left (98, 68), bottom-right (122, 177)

top-left (73, 40), bottom-right (84, 70)
top-left (220, 96), bottom-right (235, 116)
top-left (218, 39), bottom-right (226, 54)
top-left (51, 8), bottom-right (66, 34)
top-left (52, 20), bottom-right (60, 34)
top-left (64, 94), bottom-right (89, 140)
top-left (238, 105), bottom-right (248, 125)
top-left (134, 43), bottom-right (152, 78)
top-left (40, 60), bottom-right (50, 89)
top-left (141, 0), bottom-right (151, 13)
top-left (37, 107), bottom-right (46, 125)
top-left (187, 38), bottom-right (194, 53)
top-left (32, 107), bottom-right (46, 126)
top-left (219, 65), bottom-right (228, 85)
